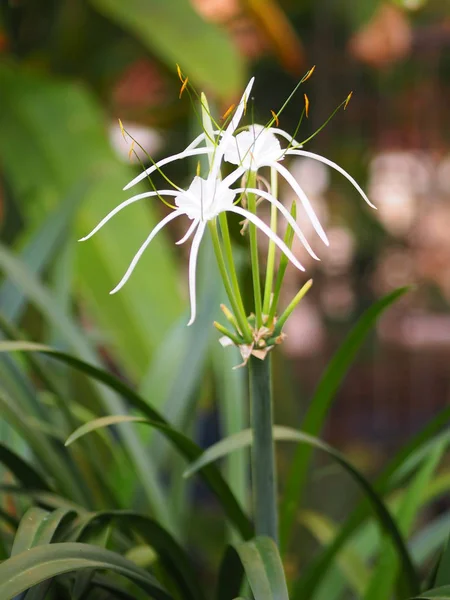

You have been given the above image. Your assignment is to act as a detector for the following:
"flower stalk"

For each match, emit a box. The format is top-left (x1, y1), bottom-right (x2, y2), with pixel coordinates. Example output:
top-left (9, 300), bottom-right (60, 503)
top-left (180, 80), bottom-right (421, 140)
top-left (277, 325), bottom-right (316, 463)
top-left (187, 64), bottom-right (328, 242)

top-left (249, 354), bottom-right (278, 543)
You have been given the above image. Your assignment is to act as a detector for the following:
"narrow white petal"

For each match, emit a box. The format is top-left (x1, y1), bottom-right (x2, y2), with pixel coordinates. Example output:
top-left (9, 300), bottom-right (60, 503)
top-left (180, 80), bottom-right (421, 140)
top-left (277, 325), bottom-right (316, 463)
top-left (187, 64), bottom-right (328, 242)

top-left (235, 187), bottom-right (320, 261)
top-left (210, 77), bottom-right (255, 180)
top-left (272, 162), bottom-right (329, 246)
top-left (227, 205), bottom-right (305, 272)
top-left (123, 147), bottom-right (213, 191)
top-left (187, 222), bottom-right (206, 326)
top-left (221, 166), bottom-right (247, 188)
top-left (176, 219), bottom-right (199, 245)
top-left (78, 190), bottom-right (180, 241)
top-left (184, 130), bottom-right (220, 151)
top-left (287, 149), bottom-right (376, 209)
top-left (110, 211), bottom-right (181, 294)
top-left (270, 127), bottom-right (303, 148)
top-left (184, 132), bottom-right (208, 151)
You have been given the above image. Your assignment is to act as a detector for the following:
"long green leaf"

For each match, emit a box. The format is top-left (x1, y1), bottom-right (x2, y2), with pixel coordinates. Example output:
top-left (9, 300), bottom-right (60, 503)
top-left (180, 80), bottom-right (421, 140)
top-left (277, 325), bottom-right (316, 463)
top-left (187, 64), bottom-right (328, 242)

top-left (435, 535), bottom-right (450, 587)
top-left (63, 413), bottom-right (252, 539)
top-left (0, 64), bottom-right (182, 378)
top-left (295, 404), bottom-right (450, 600)
top-left (184, 425), bottom-right (419, 595)
top-left (66, 510), bottom-right (205, 600)
top-left (0, 542), bottom-right (172, 599)
top-left (412, 586), bottom-right (450, 600)
top-left (0, 443), bottom-right (51, 491)
top-left (89, 0), bottom-right (244, 98)
top-left (225, 537), bottom-right (289, 600)
top-left (11, 507), bottom-right (77, 556)
top-left (0, 388), bottom-right (87, 505)
top-left (364, 442), bottom-right (444, 600)
top-left (0, 249), bottom-right (171, 527)
top-left (280, 287), bottom-right (410, 550)
top-left (0, 341), bottom-right (253, 539)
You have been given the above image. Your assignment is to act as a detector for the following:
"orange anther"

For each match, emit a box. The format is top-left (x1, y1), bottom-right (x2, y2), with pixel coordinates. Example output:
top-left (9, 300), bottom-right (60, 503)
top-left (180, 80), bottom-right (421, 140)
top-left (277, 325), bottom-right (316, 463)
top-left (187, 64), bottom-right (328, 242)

top-left (304, 93), bottom-right (310, 118)
top-left (270, 110), bottom-right (279, 127)
top-left (128, 140), bottom-right (135, 161)
top-left (179, 76), bottom-right (189, 98)
top-left (303, 65), bottom-right (316, 83)
top-left (222, 103), bottom-right (236, 121)
top-left (344, 91), bottom-right (353, 110)
top-left (176, 64), bottom-right (183, 82)
top-left (118, 118), bottom-right (127, 141)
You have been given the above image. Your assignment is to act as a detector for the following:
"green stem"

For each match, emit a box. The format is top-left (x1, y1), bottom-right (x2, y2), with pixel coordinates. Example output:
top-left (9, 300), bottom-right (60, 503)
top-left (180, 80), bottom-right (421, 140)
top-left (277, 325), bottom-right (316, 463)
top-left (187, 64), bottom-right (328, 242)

top-left (209, 221), bottom-right (252, 341)
top-left (218, 213), bottom-right (249, 332)
top-left (249, 355), bottom-right (278, 543)
top-left (268, 201), bottom-right (297, 326)
top-left (262, 168), bottom-right (278, 315)
top-left (246, 171), bottom-right (263, 328)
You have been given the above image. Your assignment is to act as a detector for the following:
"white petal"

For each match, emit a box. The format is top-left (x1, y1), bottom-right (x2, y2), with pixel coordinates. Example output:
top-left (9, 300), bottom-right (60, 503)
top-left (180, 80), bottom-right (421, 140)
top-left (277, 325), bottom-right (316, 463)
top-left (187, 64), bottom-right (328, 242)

top-left (221, 166), bottom-right (247, 188)
top-left (78, 190), bottom-right (180, 241)
top-left (176, 219), bottom-right (199, 245)
top-left (187, 222), bottom-right (206, 326)
top-left (270, 127), bottom-right (303, 148)
top-left (235, 187), bottom-right (320, 261)
top-left (272, 162), bottom-right (329, 246)
top-left (227, 205), bottom-right (305, 272)
top-left (123, 147), bottom-right (213, 191)
top-left (184, 129), bottom-right (220, 151)
top-left (287, 149), bottom-right (376, 209)
top-left (209, 77), bottom-right (255, 180)
top-left (110, 210), bottom-right (181, 294)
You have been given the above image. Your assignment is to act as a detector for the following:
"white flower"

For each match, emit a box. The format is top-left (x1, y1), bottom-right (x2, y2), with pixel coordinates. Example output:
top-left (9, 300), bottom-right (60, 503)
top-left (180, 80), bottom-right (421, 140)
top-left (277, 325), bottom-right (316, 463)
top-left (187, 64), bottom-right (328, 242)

top-left (79, 174), bottom-right (305, 325)
top-left (222, 123), bottom-right (376, 246)
top-left (122, 77), bottom-right (256, 192)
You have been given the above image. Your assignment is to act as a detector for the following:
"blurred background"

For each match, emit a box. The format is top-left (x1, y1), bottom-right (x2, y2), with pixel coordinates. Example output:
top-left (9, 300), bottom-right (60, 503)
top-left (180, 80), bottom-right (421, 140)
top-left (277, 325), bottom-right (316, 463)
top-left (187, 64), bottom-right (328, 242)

top-left (1, 0), bottom-right (450, 578)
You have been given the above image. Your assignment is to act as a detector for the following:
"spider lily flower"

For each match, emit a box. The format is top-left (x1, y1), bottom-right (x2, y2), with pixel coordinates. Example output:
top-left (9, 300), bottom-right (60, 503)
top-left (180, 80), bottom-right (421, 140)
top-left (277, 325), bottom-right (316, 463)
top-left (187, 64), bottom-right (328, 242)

top-left (122, 77), bottom-right (255, 192)
top-left (79, 174), bottom-right (305, 326)
top-left (222, 123), bottom-right (376, 246)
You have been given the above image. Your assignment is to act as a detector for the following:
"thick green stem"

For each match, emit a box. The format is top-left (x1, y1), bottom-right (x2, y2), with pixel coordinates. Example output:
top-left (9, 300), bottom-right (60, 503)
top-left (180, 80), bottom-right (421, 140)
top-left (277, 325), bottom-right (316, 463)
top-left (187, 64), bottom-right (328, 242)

top-left (249, 355), bottom-right (278, 543)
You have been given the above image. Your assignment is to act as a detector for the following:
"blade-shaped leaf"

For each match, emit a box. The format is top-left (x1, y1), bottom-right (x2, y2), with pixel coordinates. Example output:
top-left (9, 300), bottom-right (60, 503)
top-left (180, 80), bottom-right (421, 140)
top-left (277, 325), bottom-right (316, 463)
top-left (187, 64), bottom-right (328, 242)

top-left (89, 0), bottom-right (244, 98)
top-left (0, 64), bottom-right (182, 378)
top-left (280, 287), bottom-right (410, 550)
top-left (0, 341), bottom-right (253, 539)
top-left (0, 542), bottom-right (172, 599)
top-left (184, 425), bottom-right (419, 595)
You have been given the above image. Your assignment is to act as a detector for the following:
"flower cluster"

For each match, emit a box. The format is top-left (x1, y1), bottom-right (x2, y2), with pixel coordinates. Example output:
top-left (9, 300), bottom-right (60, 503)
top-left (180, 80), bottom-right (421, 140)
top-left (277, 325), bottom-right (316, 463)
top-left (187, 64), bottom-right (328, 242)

top-left (80, 73), bottom-right (373, 359)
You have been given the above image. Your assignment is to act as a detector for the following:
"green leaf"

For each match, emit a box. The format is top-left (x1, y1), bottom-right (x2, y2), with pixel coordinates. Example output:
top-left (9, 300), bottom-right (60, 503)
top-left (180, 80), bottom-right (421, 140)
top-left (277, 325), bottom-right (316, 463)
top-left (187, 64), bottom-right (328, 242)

top-left (184, 425), bottom-right (419, 595)
top-left (280, 287), bottom-right (410, 551)
top-left (225, 537), bottom-right (289, 600)
top-left (0, 63), bottom-right (182, 378)
top-left (89, 0), bottom-right (244, 98)
top-left (435, 535), bottom-right (450, 587)
top-left (0, 542), bottom-right (172, 599)
top-left (11, 507), bottom-right (77, 555)
top-left (66, 510), bottom-right (205, 600)
top-left (0, 388), bottom-right (87, 505)
top-left (0, 253), bottom-right (171, 527)
top-left (364, 442), bottom-right (444, 600)
top-left (0, 181), bottom-right (85, 324)
top-left (0, 443), bottom-right (51, 491)
top-left (412, 586), bottom-right (450, 600)
top-left (299, 510), bottom-right (370, 595)
top-left (0, 341), bottom-right (253, 539)
top-left (295, 403), bottom-right (450, 600)
top-left (63, 412), bottom-right (252, 539)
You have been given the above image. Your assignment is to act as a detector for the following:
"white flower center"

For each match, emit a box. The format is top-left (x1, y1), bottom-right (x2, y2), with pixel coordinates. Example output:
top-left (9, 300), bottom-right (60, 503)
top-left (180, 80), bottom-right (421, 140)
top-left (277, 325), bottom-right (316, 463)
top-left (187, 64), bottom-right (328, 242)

top-left (224, 124), bottom-right (284, 171)
top-left (175, 176), bottom-right (236, 221)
